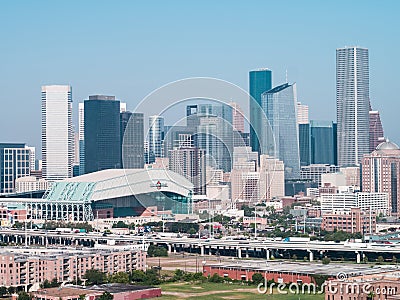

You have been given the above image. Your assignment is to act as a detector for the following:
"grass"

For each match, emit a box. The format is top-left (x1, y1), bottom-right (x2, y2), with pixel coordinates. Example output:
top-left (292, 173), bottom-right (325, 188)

top-left (159, 282), bottom-right (325, 299)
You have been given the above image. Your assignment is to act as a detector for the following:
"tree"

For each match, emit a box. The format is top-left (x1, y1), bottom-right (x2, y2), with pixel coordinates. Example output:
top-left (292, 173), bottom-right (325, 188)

top-left (98, 292), bottom-right (113, 300)
top-left (17, 292), bottom-right (32, 300)
top-left (83, 269), bottom-right (107, 285)
top-left (147, 245), bottom-right (168, 257)
top-left (109, 272), bottom-right (129, 284)
top-left (322, 257), bottom-right (331, 265)
top-left (252, 273), bottom-right (264, 285)
top-left (376, 256), bottom-right (384, 264)
top-left (112, 221), bottom-right (129, 229)
top-left (0, 287), bottom-right (8, 297)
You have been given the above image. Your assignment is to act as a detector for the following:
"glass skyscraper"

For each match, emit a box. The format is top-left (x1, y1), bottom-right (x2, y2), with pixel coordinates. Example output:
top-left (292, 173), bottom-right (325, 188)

top-left (120, 111), bottom-right (144, 169)
top-left (310, 120), bottom-right (336, 165)
top-left (148, 115), bottom-right (164, 161)
top-left (249, 69), bottom-right (272, 153)
top-left (262, 83), bottom-right (300, 179)
top-left (41, 85), bottom-right (74, 180)
top-left (84, 95), bottom-right (121, 173)
top-left (336, 47), bottom-right (370, 166)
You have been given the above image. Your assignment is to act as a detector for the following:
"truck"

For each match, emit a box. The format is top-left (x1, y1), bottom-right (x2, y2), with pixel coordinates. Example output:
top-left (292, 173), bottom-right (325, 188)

top-left (283, 237), bottom-right (310, 243)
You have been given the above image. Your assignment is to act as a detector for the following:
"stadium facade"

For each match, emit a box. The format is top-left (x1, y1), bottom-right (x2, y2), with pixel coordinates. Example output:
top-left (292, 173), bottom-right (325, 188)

top-left (4, 169), bottom-right (193, 222)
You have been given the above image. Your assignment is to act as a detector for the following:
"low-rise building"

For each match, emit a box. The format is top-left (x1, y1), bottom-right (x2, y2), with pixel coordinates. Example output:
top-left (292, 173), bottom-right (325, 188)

top-left (321, 208), bottom-right (376, 234)
top-left (0, 247), bottom-right (146, 287)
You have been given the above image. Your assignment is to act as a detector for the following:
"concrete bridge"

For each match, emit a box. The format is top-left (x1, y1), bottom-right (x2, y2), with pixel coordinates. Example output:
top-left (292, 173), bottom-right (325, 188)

top-left (1, 229), bottom-right (399, 263)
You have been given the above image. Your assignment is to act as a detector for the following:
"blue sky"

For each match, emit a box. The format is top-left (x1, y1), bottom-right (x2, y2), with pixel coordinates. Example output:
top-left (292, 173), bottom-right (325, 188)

top-left (1, 0), bottom-right (399, 153)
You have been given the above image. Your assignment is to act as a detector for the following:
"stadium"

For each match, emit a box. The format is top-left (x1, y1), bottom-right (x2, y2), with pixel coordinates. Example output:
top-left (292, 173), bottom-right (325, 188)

top-left (8, 169), bottom-right (194, 222)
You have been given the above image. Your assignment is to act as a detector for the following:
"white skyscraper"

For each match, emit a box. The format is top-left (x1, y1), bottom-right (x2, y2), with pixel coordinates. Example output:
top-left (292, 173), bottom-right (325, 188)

top-left (296, 102), bottom-right (309, 125)
top-left (148, 115), bottom-right (164, 158)
top-left (336, 46), bottom-right (370, 166)
top-left (41, 85), bottom-right (73, 180)
top-left (78, 102), bottom-right (85, 175)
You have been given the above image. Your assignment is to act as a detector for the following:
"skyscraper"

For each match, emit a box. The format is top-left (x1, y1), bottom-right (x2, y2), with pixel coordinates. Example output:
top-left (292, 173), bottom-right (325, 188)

top-left (169, 147), bottom-right (206, 195)
top-left (262, 83), bottom-right (300, 179)
top-left (297, 102), bottom-right (310, 167)
top-left (78, 102), bottom-right (85, 175)
top-left (121, 111), bottom-right (144, 169)
top-left (230, 102), bottom-right (245, 133)
top-left (41, 85), bottom-right (73, 180)
top-left (84, 95), bottom-right (121, 173)
top-left (369, 110), bottom-right (384, 153)
top-left (249, 69), bottom-right (272, 153)
top-left (310, 120), bottom-right (336, 165)
top-left (148, 115), bottom-right (164, 161)
top-left (0, 143), bottom-right (31, 193)
top-left (336, 46), bottom-right (370, 166)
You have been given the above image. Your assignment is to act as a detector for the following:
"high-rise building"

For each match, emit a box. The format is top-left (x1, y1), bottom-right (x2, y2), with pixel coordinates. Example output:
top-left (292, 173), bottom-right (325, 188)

top-left (78, 103), bottom-right (85, 175)
top-left (262, 83), bottom-right (300, 179)
top-left (41, 85), bottom-right (73, 180)
top-left (336, 47), bottom-right (370, 166)
top-left (121, 111), bottom-right (144, 169)
top-left (230, 102), bottom-right (245, 133)
top-left (84, 95), bottom-right (121, 173)
top-left (299, 124), bottom-right (311, 166)
top-left (25, 146), bottom-right (36, 172)
top-left (169, 147), bottom-right (206, 195)
top-left (361, 140), bottom-right (400, 215)
top-left (297, 102), bottom-right (309, 124)
top-left (148, 116), bottom-right (164, 161)
top-left (0, 143), bottom-right (31, 193)
top-left (310, 120), bottom-right (336, 165)
top-left (249, 69), bottom-right (272, 153)
top-left (369, 110), bottom-right (384, 153)
top-left (301, 164), bottom-right (340, 187)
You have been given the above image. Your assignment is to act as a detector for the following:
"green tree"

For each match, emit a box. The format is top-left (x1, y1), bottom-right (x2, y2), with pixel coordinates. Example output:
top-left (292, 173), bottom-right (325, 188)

top-left (252, 273), bottom-right (264, 285)
top-left (112, 221), bottom-right (129, 229)
top-left (208, 273), bottom-right (224, 283)
top-left (130, 270), bottom-right (146, 283)
top-left (109, 272), bottom-right (129, 284)
top-left (17, 292), bottom-right (32, 300)
top-left (98, 292), bottom-right (113, 300)
top-left (322, 257), bottom-right (331, 265)
top-left (147, 245), bottom-right (168, 257)
top-left (83, 269), bottom-right (107, 285)
top-left (377, 256), bottom-right (384, 264)
top-left (0, 287), bottom-right (8, 297)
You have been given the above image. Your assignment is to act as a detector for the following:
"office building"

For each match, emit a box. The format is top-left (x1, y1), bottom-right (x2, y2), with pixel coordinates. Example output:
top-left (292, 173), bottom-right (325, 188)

top-left (0, 143), bottom-right (31, 193)
top-left (78, 102), bottom-right (85, 175)
top-left (249, 69), bottom-right (272, 153)
top-left (169, 147), bottom-right (206, 195)
top-left (301, 164), bottom-right (340, 187)
top-left (259, 154), bottom-right (285, 200)
top-left (336, 47), bottom-right (370, 166)
top-left (230, 102), bottom-right (245, 133)
top-left (121, 112), bottom-right (144, 169)
top-left (41, 85), bottom-right (74, 180)
top-left (148, 115), bottom-right (164, 161)
top-left (163, 125), bottom-right (194, 155)
top-left (310, 120), bottom-right (336, 165)
top-left (321, 208), bottom-right (376, 234)
top-left (362, 140), bottom-right (400, 215)
top-left (84, 95), bottom-right (121, 173)
top-left (25, 146), bottom-right (36, 172)
top-left (299, 123), bottom-right (311, 166)
top-left (262, 83), bottom-right (300, 179)
top-left (296, 102), bottom-right (309, 124)
top-left (369, 110), bottom-right (385, 153)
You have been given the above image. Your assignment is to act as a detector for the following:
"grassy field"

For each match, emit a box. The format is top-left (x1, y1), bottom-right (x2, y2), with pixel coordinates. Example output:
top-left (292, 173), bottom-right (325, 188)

top-left (159, 282), bottom-right (325, 299)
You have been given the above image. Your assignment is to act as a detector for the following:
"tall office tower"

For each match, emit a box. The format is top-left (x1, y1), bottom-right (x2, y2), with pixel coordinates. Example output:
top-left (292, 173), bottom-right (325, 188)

top-left (297, 102), bottom-right (309, 124)
top-left (230, 102), bottom-right (245, 133)
top-left (297, 102), bottom-right (310, 166)
top-left (25, 146), bottom-right (36, 171)
top-left (84, 95), bottom-right (121, 173)
top-left (197, 115), bottom-right (233, 172)
top-left (362, 141), bottom-right (400, 215)
top-left (163, 126), bottom-right (195, 155)
top-left (310, 120), bottom-right (336, 165)
top-left (262, 83), bottom-right (300, 179)
top-left (148, 116), bottom-right (165, 161)
top-left (169, 147), bottom-right (206, 195)
top-left (78, 103), bottom-right (85, 175)
top-left (249, 69), bottom-right (272, 153)
top-left (336, 47), bottom-right (370, 166)
top-left (369, 110), bottom-right (384, 153)
top-left (41, 85), bottom-right (73, 180)
top-left (259, 154), bottom-right (285, 200)
top-left (0, 143), bottom-right (31, 193)
top-left (120, 111), bottom-right (144, 169)
top-left (120, 102), bottom-right (127, 113)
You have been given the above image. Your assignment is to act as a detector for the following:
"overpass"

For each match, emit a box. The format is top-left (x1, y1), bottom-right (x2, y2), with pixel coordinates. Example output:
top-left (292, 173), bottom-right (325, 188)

top-left (1, 229), bottom-right (399, 263)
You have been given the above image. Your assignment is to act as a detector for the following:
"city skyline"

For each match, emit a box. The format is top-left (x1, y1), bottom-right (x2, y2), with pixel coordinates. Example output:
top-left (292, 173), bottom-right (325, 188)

top-left (1, 1), bottom-right (399, 153)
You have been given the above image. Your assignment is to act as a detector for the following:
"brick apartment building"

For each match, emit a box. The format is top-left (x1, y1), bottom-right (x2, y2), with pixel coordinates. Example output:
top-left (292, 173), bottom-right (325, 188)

top-left (0, 248), bottom-right (146, 287)
top-left (321, 208), bottom-right (376, 234)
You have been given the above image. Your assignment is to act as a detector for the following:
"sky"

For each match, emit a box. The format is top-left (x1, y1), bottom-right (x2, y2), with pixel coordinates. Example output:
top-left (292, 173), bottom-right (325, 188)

top-left (1, 0), bottom-right (400, 155)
